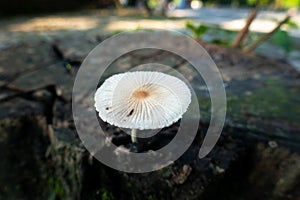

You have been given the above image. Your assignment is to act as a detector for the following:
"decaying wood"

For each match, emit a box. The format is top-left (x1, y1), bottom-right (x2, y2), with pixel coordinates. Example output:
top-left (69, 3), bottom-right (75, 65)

top-left (0, 84), bottom-right (65, 105)
top-left (1, 35), bottom-right (300, 199)
top-left (0, 60), bottom-right (62, 89)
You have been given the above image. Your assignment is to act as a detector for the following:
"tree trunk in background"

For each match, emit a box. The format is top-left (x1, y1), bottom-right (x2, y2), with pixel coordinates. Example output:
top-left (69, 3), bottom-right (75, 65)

top-left (232, 8), bottom-right (258, 48)
top-left (114, 0), bottom-right (123, 9)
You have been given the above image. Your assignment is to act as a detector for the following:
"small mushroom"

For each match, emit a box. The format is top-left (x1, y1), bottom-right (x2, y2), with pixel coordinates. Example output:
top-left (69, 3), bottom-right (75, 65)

top-left (94, 71), bottom-right (191, 143)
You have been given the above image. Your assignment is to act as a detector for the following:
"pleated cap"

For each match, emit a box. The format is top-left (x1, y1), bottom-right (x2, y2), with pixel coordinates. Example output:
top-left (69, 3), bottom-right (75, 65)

top-left (94, 71), bottom-right (191, 130)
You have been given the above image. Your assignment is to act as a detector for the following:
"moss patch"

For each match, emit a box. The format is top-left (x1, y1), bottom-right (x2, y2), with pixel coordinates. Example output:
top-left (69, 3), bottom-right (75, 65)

top-left (199, 79), bottom-right (300, 127)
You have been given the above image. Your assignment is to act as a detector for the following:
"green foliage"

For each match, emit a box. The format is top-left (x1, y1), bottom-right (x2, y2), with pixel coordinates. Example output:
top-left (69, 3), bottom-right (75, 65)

top-left (185, 19), bottom-right (298, 54)
top-left (245, 0), bottom-right (299, 7)
top-left (186, 21), bottom-right (209, 39)
top-left (148, 0), bottom-right (159, 7)
top-left (211, 39), bottom-right (231, 46)
top-left (172, 0), bottom-right (181, 6)
top-left (272, 30), bottom-right (293, 54)
top-left (202, 0), bottom-right (299, 7)
top-left (281, 0), bottom-right (300, 7)
top-left (247, 0), bottom-right (273, 6)
top-left (262, 19), bottom-right (298, 54)
top-left (286, 20), bottom-right (299, 29)
top-left (185, 21), bottom-right (237, 46)
top-left (269, 19), bottom-right (297, 54)
top-left (210, 28), bottom-right (237, 46)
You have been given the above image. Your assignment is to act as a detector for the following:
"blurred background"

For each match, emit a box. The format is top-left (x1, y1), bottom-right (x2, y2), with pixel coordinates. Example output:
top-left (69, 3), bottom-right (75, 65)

top-left (0, 0), bottom-right (300, 199)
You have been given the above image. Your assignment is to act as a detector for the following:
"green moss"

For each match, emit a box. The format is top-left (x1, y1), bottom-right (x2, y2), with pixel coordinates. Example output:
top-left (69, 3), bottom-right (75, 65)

top-left (228, 79), bottom-right (300, 122)
top-left (45, 177), bottom-right (65, 199)
top-left (199, 79), bottom-right (300, 125)
top-left (147, 195), bottom-right (158, 200)
top-left (99, 188), bottom-right (114, 200)
top-left (126, 182), bottom-right (133, 189)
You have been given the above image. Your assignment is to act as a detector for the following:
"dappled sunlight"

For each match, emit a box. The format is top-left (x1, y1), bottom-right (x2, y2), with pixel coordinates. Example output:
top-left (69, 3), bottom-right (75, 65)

top-left (105, 19), bottom-right (185, 31)
top-left (0, 13), bottom-right (188, 46)
top-left (6, 16), bottom-right (99, 32)
top-left (221, 19), bottom-right (278, 33)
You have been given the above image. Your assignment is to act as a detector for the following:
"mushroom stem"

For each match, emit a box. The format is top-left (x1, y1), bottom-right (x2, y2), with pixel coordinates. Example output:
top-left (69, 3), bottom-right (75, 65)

top-left (131, 128), bottom-right (137, 143)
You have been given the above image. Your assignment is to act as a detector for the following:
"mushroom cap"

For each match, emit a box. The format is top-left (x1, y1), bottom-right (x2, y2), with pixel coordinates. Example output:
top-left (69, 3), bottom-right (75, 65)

top-left (94, 71), bottom-right (191, 130)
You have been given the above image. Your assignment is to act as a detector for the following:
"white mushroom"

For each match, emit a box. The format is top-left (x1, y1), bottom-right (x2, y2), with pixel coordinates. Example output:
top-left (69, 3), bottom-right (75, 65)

top-left (94, 71), bottom-right (191, 143)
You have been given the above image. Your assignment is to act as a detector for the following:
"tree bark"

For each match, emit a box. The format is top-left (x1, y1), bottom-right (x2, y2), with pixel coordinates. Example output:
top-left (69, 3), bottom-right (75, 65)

top-left (232, 8), bottom-right (258, 48)
top-left (243, 15), bottom-right (291, 53)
